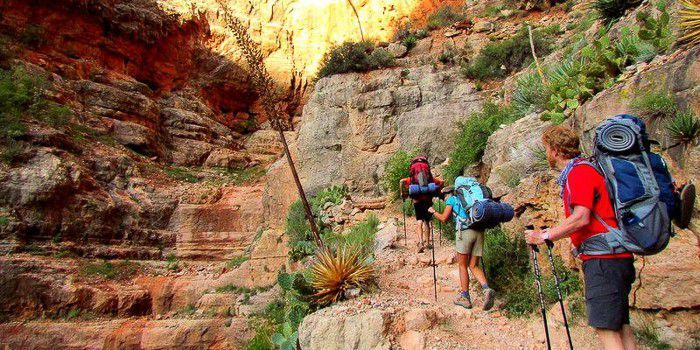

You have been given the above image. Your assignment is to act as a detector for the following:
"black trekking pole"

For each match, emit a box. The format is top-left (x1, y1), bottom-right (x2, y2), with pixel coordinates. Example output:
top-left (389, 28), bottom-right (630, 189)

top-left (402, 199), bottom-right (407, 246)
top-left (527, 226), bottom-right (552, 350)
top-left (438, 201), bottom-right (442, 246)
top-left (545, 238), bottom-right (574, 350)
top-left (430, 221), bottom-right (438, 302)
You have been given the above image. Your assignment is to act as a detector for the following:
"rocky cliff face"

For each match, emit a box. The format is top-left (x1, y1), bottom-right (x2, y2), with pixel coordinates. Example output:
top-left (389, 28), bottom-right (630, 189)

top-left (296, 65), bottom-right (483, 195)
top-left (159, 0), bottom-right (465, 79)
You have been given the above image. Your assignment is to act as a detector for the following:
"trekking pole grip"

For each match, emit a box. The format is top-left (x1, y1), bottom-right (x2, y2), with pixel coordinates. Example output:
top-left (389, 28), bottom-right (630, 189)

top-left (545, 239), bottom-right (554, 249)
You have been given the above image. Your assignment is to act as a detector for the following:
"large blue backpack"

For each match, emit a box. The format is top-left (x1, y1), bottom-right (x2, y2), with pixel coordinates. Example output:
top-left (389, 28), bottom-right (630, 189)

top-left (453, 177), bottom-right (513, 230)
top-left (575, 114), bottom-right (675, 256)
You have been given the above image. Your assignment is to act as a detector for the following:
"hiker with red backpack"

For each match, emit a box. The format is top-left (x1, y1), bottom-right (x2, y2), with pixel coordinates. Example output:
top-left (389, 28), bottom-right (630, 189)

top-left (399, 156), bottom-right (443, 253)
top-left (526, 116), bottom-right (695, 350)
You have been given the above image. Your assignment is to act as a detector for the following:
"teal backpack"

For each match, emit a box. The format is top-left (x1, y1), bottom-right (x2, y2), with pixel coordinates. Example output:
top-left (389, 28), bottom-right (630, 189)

top-left (453, 177), bottom-right (489, 229)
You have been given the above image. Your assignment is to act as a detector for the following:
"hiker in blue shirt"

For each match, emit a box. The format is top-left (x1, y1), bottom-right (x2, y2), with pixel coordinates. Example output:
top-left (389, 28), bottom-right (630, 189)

top-left (430, 177), bottom-right (496, 310)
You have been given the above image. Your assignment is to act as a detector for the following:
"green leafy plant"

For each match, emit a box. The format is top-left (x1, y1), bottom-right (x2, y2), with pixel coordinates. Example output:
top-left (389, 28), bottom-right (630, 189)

top-left (462, 25), bottom-right (554, 80)
top-left (311, 185), bottom-right (347, 211)
top-left (667, 110), bottom-right (700, 144)
top-left (271, 323), bottom-right (298, 350)
top-left (403, 35), bottom-right (418, 51)
top-left (80, 260), bottom-right (141, 280)
top-left (0, 216), bottom-right (9, 227)
top-left (285, 200), bottom-right (318, 261)
top-left (176, 304), bottom-right (197, 316)
top-left (512, 72), bottom-right (548, 115)
top-left (227, 254), bottom-right (249, 268)
top-left (381, 149), bottom-right (417, 199)
top-left (0, 67), bottom-right (72, 162)
top-left (443, 102), bottom-right (521, 182)
top-left (636, 3), bottom-right (673, 52)
top-left (164, 166), bottom-right (200, 183)
top-left (322, 214), bottom-right (380, 258)
top-left (592, 0), bottom-right (643, 23)
top-left (317, 41), bottom-right (395, 78)
top-left (630, 90), bottom-right (677, 121)
top-left (166, 254), bottom-right (180, 271)
top-left (426, 5), bottom-right (466, 30)
top-left (679, 0), bottom-right (700, 46)
top-left (484, 228), bottom-right (581, 317)
top-left (633, 314), bottom-right (672, 350)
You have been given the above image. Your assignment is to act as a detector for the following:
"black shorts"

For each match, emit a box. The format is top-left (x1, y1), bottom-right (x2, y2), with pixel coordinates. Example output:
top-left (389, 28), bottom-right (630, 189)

top-left (583, 258), bottom-right (636, 331)
top-left (414, 200), bottom-right (433, 222)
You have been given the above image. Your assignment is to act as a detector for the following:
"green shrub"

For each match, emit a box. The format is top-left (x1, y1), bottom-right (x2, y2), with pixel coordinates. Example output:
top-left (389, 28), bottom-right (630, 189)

top-left (633, 313), bottom-right (672, 350)
top-left (285, 200), bottom-right (318, 261)
top-left (403, 35), bottom-right (418, 51)
top-left (322, 214), bottom-right (380, 258)
top-left (164, 166), bottom-right (200, 183)
top-left (381, 149), bottom-right (417, 199)
top-left (667, 110), bottom-right (700, 144)
top-left (593, 0), bottom-right (643, 23)
top-left (227, 254), bottom-right (249, 268)
top-left (311, 185), bottom-right (347, 211)
top-left (636, 2), bottom-right (673, 52)
top-left (0, 216), bottom-right (8, 226)
top-left (462, 26), bottom-right (554, 81)
top-left (317, 41), bottom-right (395, 78)
top-left (176, 304), bottom-right (197, 316)
top-left (0, 66), bottom-right (72, 162)
top-left (166, 253), bottom-right (180, 271)
top-left (427, 5), bottom-right (466, 30)
top-left (483, 228), bottom-right (581, 317)
top-left (80, 260), bottom-right (141, 280)
top-left (432, 200), bottom-right (456, 243)
top-left (19, 25), bottom-right (45, 48)
top-left (631, 90), bottom-right (677, 121)
top-left (443, 102), bottom-right (520, 182)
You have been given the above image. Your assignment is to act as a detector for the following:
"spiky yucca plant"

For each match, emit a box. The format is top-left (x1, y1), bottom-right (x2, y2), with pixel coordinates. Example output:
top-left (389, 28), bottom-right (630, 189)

top-left (667, 111), bottom-right (700, 144)
top-left (679, 0), bottom-right (700, 46)
top-left (310, 248), bottom-right (374, 305)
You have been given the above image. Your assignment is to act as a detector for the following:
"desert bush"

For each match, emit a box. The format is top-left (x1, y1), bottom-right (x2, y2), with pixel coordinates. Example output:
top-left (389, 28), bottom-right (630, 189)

top-left (323, 214), bottom-right (380, 258)
top-left (592, 0), bottom-right (643, 23)
top-left (80, 260), bottom-right (141, 280)
top-left (317, 41), bottom-right (395, 78)
top-left (443, 102), bottom-right (520, 182)
top-left (0, 66), bottom-right (72, 162)
top-left (484, 228), bottom-right (581, 317)
top-left (462, 25), bottom-right (554, 80)
top-left (310, 185), bottom-right (347, 211)
top-left (403, 35), bottom-right (418, 50)
top-left (631, 90), bottom-right (677, 121)
top-left (381, 149), bottom-right (417, 199)
top-left (427, 5), bottom-right (466, 30)
top-left (285, 200), bottom-right (318, 261)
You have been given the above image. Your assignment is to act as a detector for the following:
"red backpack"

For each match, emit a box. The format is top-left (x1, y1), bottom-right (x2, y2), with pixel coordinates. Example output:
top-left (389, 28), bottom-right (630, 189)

top-left (409, 156), bottom-right (433, 186)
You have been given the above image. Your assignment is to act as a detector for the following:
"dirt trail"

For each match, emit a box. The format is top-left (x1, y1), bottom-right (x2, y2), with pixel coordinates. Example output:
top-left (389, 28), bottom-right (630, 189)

top-left (364, 212), bottom-right (601, 350)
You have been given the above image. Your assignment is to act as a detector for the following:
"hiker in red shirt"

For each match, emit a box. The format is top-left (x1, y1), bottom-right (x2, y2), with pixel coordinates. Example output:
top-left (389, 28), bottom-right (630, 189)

top-left (526, 125), bottom-right (636, 350)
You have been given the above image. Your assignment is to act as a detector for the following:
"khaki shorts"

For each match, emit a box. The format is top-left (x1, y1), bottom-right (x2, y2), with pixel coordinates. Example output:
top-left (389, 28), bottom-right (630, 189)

top-left (455, 229), bottom-right (484, 256)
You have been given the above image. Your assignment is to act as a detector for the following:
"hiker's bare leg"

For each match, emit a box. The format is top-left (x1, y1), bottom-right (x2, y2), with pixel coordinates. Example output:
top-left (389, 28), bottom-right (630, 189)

top-left (621, 325), bottom-right (637, 350)
top-left (596, 328), bottom-right (625, 350)
top-left (415, 220), bottom-right (424, 246)
top-left (457, 253), bottom-right (470, 292)
top-left (468, 256), bottom-right (488, 286)
top-left (422, 221), bottom-right (430, 245)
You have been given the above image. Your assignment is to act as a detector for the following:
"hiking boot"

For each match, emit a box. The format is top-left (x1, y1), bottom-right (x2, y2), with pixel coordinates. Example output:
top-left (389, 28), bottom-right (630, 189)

top-left (416, 243), bottom-right (425, 253)
top-left (483, 288), bottom-right (496, 311)
top-left (454, 295), bottom-right (472, 309)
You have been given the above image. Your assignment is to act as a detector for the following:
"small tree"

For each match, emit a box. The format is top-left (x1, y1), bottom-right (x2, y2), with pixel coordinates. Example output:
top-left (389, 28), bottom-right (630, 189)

top-left (217, 2), bottom-right (324, 249)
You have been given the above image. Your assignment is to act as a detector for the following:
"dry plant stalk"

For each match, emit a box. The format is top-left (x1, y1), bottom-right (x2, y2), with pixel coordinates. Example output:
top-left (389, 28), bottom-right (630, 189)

top-left (216, 1), bottom-right (324, 248)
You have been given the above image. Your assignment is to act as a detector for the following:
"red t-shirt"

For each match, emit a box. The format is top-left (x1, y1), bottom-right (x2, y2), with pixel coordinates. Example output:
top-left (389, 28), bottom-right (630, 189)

top-left (564, 164), bottom-right (633, 260)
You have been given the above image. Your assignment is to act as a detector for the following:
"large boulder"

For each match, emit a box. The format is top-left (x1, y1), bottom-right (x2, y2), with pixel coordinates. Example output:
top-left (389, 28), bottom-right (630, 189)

top-left (483, 112), bottom-right (552, 197)
top-left (297, 65), bottom-right (483, 195)
top-left (298, 308), bottom-right (391, 350)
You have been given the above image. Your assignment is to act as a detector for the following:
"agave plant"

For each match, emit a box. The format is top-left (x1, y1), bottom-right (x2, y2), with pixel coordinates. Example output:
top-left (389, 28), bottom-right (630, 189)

top-left (667, 111), bottom-right (700, 144)
top-left (310, 247), bottom-right (374, 305)
top-left (680, 0), bottom-right (700, 46)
